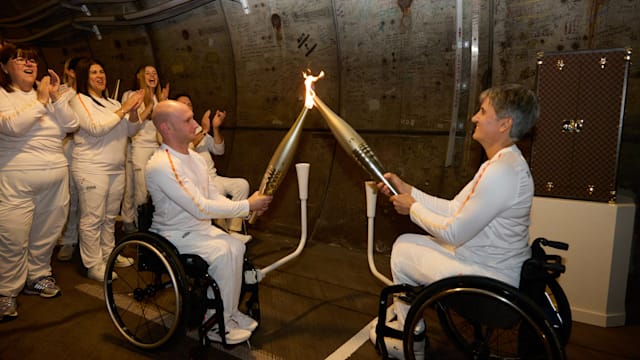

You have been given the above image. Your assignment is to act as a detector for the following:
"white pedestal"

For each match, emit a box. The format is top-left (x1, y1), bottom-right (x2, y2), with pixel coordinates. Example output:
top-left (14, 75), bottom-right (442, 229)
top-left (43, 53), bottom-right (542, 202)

top-left (529, 196), bottom-right (636, 327)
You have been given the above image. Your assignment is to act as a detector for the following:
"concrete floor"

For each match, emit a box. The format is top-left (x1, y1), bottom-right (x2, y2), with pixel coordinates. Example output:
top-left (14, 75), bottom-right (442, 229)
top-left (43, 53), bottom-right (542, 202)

top-left (0, 228), bottom-right (639, 359)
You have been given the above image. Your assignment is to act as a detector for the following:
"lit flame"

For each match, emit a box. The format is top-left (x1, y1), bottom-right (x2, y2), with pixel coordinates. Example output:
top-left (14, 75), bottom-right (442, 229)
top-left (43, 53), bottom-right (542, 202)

top-left (303, 70), bottom-right (324, 109)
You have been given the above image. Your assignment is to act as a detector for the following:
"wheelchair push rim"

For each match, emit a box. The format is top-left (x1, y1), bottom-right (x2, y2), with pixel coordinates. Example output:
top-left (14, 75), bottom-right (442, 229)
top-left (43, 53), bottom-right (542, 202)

top-left (403, 276), bottom-right (565, 360)
top-left (104, 235), bottom-right (187, 349)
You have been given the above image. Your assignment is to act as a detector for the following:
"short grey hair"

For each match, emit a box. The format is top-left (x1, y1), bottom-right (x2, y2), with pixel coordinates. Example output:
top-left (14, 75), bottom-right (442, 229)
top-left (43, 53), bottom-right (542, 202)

top-left (479, 84), bottom-right (540, 141)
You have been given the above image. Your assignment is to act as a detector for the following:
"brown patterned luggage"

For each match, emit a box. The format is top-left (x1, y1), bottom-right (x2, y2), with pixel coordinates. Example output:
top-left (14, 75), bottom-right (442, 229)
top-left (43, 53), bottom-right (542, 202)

top-left (531, 48), bottom-right (632, 203)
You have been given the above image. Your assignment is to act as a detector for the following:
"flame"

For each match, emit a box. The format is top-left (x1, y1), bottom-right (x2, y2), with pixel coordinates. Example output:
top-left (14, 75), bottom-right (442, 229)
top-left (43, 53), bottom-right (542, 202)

top-left (303, 70), bottom-right (324, 109)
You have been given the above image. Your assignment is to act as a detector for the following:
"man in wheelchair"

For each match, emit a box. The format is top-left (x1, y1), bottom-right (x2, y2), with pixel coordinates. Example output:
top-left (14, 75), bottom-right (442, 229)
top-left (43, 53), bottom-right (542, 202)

top-left (372, 84), bottom-right (540, 358)
top-left (145, 100), bottom-right (272, 345)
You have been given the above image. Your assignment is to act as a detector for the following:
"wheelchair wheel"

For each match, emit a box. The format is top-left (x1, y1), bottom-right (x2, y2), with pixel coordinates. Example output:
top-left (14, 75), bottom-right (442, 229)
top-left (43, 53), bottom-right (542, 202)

top-left (403, 276), bottom-right (565, 360)
top-left (104, 232), bottom-right (188, 349)
top-left (541, 278), bottom-right (572, 346)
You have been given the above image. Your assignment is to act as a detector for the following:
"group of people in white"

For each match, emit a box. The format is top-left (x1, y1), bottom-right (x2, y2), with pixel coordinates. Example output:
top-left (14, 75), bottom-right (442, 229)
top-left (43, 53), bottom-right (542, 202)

top-left (0, 42), bottom-right (270, 343)
top-left (1, 39), bottom-right (541, 354)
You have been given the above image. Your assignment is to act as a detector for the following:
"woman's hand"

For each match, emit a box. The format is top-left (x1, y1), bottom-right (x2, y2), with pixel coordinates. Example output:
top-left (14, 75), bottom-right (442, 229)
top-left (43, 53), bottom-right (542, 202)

top-left (160, 83), bottom-right (170, 101)
top-left (377, 172), bottom-right (412, 196)
top-left (46, 69), bottom-right (61, 102)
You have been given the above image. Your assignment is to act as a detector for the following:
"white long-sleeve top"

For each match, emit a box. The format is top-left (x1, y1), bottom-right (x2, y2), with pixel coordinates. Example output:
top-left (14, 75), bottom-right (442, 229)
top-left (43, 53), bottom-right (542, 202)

top-left (192, 134), bottom-right (224, 176)
top-left (0, 86), bottom-right (78, 171)
top-left (122, 90), bottom-right (159, 148)
top-left (146, 144), bottom-right (249, 234)
top-left (409, 145), bottom-right (533, 273)
top-left (70, 93), bottom-right (141, 174)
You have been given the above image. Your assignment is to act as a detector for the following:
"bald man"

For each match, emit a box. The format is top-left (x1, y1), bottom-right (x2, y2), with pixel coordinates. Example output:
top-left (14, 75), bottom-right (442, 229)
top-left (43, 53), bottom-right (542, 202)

top-left (145, 100), bottom-right (272, 344)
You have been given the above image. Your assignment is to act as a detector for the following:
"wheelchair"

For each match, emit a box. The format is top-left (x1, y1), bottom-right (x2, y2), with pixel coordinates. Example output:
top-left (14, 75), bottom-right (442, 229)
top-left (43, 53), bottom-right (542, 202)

top-left (103, 202), bottom-right (259, 349)
top-left (373, 237), bottom-right (571, 360)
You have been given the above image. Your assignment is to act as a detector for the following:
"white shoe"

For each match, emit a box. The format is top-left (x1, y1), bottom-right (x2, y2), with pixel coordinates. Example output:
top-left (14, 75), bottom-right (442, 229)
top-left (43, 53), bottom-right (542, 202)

top-left (229, 232), bottom-right (252, 244)
top-left (207, 321), bottom-right (252, 345)
top-left (369, 320), bottom-right (425, 360)
top-left (57, 244), bottom-right (75, 261)
top-left (233, 311), bottom-right (258, 332)
top-left (87, 264), bottom-right (118, 282)
top-left (114, 255), bottom-right (134, 268)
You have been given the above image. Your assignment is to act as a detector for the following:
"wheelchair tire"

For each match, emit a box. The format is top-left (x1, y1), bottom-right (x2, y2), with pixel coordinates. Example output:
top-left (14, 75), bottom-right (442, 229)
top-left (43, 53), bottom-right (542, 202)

top-left (403, 276), bottom-right (565, 360)
top-left (543, 278), bottom-right (572, 346)
top-left (104, 232), bottom-right (189, 349)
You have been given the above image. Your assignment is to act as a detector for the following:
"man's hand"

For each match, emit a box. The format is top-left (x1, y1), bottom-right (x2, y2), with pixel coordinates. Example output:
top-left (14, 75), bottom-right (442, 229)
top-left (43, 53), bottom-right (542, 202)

top-left (389, 193), bottom-right (416, 215)
top-left (247, 191), bottom-right (273, 217)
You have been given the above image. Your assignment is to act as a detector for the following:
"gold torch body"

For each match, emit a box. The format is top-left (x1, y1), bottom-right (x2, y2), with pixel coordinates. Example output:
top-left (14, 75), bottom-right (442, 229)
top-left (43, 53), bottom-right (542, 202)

top-left (248, 106), bottom-right (309, 223)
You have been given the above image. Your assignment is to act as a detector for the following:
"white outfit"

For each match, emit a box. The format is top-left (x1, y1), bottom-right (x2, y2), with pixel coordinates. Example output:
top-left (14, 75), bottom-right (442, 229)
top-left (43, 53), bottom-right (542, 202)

top-left (70, 93), bottom-right (141, 270)
top-left (0, 86), bottom-right (78, 297)
top-left (193, 134), bottom-right (249, 232)
top-left (59, 133), bottom-right (79, 246)
top-left (120, 91), bottom-right (159, 224)
top-left (146, 144), bottom-right (250, 324)
top-left (391, 145), bottom-right (533, 326)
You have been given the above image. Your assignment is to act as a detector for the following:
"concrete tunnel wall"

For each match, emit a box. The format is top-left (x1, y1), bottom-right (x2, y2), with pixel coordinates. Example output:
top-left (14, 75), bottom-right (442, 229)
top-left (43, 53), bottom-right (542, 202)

top-left (4, 0), bottom-right (639, 252)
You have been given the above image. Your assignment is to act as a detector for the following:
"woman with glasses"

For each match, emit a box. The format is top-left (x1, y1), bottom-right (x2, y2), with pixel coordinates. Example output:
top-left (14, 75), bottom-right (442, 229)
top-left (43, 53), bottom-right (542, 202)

top-left (69, 58), bottom-right (144, 282)
top-left (119, 65), bottom-right (169, 233)
top-left (0, 42), bottom-right (79, 321)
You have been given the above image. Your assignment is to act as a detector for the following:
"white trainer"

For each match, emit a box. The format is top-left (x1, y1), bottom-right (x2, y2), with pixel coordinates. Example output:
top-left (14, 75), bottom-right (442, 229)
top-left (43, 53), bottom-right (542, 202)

top-left (114, 255), bottom-right (134, 268)
top-left (57, 244), bottom-right (75, 261)
top-left (87, 264), bottom-right (118, 282)
top-left (369, 320), bottom-right (425, 360)
top-left (233, 311), bottom-right (258, 332)
top-left (207, 321), bottom-right (252, 345)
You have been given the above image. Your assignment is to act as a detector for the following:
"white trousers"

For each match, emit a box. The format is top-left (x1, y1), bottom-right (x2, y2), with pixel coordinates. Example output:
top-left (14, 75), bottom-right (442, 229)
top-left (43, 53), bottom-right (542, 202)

top-left (390, 233), bottom-right (516, 327)
top-left (73, 171), bottom-right (124, 269)
top-left (0, 167), bottom-right (69, 296)
top-left (120, 142), bottom-right (135, 223)
top-left (121, 145), bottom-right (156, 224)
top-left (211, 175), bottom-right (250, 232)
top-left (60, 139), bottom-right (79, 246)
top-left (165, 226), bottom-right (245, 322)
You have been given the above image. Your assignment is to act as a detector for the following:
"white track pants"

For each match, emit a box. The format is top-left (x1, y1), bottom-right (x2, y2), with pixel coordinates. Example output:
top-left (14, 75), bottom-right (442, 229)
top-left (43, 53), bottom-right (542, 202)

top-left (166, 226), bottom-right (245, 322)
top-left (0, 167), bottom-right (69, 296)
top-left (60, 139), bottom-right (79, 246)
top-left (390, 233), bottom-right (516, 327)
top-left (120, 142), bottom-right (135, 223)
top-left (73, 171), bottom-right (124, 269)
top-left (211, 175), bottom-right (250, 232)
top-left (121, 145), bottom-right (156, 224)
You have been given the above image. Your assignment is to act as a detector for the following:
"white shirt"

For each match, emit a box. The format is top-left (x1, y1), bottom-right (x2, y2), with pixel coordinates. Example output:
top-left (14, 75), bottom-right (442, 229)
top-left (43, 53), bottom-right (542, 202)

top-left (146, 144), bottom-right (249, 234)
top-left (70, 93), bottom-right (140, 174)
top-left (0, 86), bottom-right (78, 170)
top-left (409, 145), bottom-right (533, 274)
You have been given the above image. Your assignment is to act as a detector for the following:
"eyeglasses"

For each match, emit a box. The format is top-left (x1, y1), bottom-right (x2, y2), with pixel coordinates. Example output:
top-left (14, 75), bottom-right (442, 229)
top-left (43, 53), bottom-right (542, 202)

top-left (11, 57), bottom-right (38, 65)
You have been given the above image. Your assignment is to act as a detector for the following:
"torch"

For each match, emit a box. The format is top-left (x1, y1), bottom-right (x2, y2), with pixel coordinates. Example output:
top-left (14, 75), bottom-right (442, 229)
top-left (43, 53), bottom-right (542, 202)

top-left (311, 94), bottom-right (399, 196)
top-left (248, 71), bottom-right (323, 224)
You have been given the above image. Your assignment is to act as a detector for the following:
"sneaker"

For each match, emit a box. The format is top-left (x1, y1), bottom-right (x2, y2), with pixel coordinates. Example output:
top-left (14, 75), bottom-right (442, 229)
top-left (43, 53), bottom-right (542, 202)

top-left (57, 244), bottom-right (75, 261)
top-left (233, 311), bottom-right (258, 332)
top-left (369, 320), bottom-right (425, 360)
top-left (229, 232), bottom-right (252, 244)
top-left (87, 264), bottom-right (118, 282)
top-left (122, 222), bottom-right (137, 233)
top-left (114, 255), bottom-right (134, 268)
top-left (1, 296), bottom-right (18, 321)
top-left (23, 276), bottom-right (61, 298)
top-left (206, 321), bottom-right (252, 345)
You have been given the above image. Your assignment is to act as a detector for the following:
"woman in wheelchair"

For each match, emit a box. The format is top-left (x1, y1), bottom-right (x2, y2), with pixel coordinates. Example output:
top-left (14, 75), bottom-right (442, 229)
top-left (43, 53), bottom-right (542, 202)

top-left (372, 84), bottom-right (542, 359)
top-left (143, 100), bottom-right (272, 345)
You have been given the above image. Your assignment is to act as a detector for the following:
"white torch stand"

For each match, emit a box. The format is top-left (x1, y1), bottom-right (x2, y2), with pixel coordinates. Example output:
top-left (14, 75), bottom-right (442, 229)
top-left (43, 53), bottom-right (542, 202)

top-left (365, 181), bottom-right (393, 286)
top-left (245, 163), bottom-right (310, 284)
